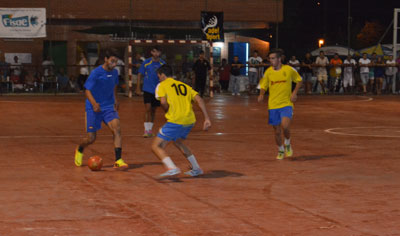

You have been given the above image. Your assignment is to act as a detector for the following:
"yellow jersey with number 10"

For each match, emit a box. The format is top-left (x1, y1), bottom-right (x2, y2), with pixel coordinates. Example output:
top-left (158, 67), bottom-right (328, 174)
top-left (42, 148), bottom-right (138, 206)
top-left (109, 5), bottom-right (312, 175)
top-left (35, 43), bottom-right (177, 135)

top-left (155, 78), bottom-right (198, 125)
top-left (259, 65), bottom-right (302, 110)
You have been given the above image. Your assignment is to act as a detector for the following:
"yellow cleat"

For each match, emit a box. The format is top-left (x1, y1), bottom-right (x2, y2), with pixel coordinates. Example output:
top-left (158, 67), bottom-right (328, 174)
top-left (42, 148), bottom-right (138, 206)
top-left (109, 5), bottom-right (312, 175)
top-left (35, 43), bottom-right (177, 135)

top-left (113, 158), bottom-right (129, 170)
top-left (276, 151), bottom-right (285, 160)
top-left (75, 148), bottom-right (83, 167)
top-left (285, 144), bottom-right (293, 157)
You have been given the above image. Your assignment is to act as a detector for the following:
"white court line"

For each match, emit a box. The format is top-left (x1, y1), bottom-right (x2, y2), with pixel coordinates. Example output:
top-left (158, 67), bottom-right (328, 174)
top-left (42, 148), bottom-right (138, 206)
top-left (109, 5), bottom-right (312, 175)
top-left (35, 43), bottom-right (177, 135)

top-left (324, 126), bottom-right (400, 138)
top-left (0, 130), bottom-right (318, 139)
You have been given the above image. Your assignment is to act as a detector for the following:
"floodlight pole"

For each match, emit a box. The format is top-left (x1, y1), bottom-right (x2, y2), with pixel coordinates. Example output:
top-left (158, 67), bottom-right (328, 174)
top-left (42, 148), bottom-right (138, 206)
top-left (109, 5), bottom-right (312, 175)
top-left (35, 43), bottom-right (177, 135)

top-left (347, 0), bottom-right (351, 55)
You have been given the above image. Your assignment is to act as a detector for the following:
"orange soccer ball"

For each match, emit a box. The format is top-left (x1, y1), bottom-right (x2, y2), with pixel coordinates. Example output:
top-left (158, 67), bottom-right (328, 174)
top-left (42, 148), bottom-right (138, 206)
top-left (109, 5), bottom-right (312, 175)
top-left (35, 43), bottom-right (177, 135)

top-left (88, 156), bottom-right (103, 171)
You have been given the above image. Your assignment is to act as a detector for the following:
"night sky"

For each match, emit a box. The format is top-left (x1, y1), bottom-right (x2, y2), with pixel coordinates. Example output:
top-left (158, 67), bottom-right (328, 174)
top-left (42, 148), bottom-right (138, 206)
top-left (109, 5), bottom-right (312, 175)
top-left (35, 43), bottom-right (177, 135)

top-left (276, 0), bottom-right (400, 57)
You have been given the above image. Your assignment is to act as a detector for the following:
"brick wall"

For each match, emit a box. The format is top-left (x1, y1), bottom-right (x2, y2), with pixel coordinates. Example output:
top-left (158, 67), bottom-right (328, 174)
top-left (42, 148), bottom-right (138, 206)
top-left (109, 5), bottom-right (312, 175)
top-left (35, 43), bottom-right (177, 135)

top-left (0, 0), bottom-right (282, 22)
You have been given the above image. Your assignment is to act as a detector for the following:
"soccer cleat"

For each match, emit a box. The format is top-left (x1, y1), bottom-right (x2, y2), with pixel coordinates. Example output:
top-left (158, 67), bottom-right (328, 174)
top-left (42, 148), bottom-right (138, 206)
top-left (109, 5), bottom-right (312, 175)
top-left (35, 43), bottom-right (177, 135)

top-left (143, 130), bottom-right (153, 138)
top-left (184, 168), bottom-right (204, 177)
top-left (276, 151), bottom-right (285, 160)
top-left (75, 148), bottom-right (83, 167)
top-left (113, 158), bottom-right (129, 170)
top-left (159, 168), bottom-right (181, 177)
top-left (285, 144), bottom-right (293, 157)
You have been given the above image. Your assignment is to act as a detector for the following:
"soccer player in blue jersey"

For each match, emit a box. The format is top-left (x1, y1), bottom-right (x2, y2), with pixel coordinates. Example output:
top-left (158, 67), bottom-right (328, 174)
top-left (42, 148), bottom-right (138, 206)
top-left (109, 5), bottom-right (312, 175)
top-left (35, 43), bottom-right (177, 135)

top-left (135, 46), bottom-right (166, 138)
top-left (74, 49), bottom-right (128, 170)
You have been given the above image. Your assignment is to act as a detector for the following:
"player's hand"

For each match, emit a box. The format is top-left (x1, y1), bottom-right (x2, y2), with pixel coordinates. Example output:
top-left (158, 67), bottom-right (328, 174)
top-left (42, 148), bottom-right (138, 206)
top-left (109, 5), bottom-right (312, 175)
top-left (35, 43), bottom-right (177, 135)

top-left (257, 94), bottom-right (264, 103)
top-left (203, 119), bottom-right (211, 131)
top-left (92, 103), bottom-right (101, 112)
top-left (290, 93), bottom-right (298, 103)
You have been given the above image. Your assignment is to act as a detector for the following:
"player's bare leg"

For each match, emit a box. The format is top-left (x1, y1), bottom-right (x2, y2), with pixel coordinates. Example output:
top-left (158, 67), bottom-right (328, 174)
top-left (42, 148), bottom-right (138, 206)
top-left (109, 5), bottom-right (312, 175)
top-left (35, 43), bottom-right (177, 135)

top-left (273, 125), bottom-right (284, 160)
top-left (281, 117), bottom-right (293, 157)
top-left (75, 132), bottom-right (96, 166)
top-left (144, 103), bottom-right (156, 137)
top-left (107, 118), bottom-right (128, 169)
top-left (174, 139), bottom-right (203, 176)
top-left (152, 137), bottom-right (180, 177)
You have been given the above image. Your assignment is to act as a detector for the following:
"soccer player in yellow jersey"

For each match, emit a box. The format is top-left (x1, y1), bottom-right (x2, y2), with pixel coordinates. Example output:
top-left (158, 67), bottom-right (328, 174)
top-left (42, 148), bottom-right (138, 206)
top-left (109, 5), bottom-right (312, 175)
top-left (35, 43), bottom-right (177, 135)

top-left (152, 64), bottom-right (211, 177)
top-left (258, 48), bottom-right (302, 160)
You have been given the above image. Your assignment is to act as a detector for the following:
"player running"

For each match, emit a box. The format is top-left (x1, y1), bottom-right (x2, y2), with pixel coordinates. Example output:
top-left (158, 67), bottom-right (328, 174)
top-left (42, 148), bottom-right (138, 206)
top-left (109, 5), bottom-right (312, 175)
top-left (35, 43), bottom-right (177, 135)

top-left (74, 49), bottom-right (128, 169)
top-left (151, 64), bottom-right (211, 177)
top-left (258, 48), bottom-right (302, 160)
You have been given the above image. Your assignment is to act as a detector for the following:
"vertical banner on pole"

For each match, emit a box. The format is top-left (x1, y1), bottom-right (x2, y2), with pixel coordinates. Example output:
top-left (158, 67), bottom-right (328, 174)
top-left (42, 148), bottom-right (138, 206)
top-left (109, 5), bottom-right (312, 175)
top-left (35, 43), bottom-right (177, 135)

top-left (201, 11), bottom-right (224, 97)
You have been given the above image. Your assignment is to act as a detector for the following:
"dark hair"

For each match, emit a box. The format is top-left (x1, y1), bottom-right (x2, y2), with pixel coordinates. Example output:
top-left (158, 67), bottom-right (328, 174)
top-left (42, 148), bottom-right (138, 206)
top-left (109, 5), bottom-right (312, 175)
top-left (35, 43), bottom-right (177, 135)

top-left (199, 50), bottom-right (205, 54)
top-left (151, 45), bottom-right (161, 52)
top-left (268, 48), bottom-right (284, 58)
top-left (157, 64), bottom-right (173, 77)
top-left (104, 48), bottom-right (119, 59)
top-left (254, 50), bottom-right (259, 53)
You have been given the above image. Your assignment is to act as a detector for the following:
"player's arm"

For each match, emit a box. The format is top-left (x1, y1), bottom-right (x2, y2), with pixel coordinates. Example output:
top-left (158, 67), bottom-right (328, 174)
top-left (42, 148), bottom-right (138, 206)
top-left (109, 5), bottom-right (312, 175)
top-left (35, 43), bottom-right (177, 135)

top-left (85, 89), bottom-right (100, 112)
top-left (194, 95), bottom-right (211, 131)
top-left (290, 70), bottom-right (303, 103)
top-left (135, 73), bottom-right (142, 95)
top-left (160, 96), bottom-right (169, 112)
top-left (257, 76), bottom-right (269, 102)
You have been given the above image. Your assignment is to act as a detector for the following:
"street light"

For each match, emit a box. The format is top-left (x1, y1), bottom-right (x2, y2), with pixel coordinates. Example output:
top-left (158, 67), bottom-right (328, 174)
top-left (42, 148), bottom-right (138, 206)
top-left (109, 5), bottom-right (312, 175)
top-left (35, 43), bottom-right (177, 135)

top-left (319, 39), bottom-right (325, 48)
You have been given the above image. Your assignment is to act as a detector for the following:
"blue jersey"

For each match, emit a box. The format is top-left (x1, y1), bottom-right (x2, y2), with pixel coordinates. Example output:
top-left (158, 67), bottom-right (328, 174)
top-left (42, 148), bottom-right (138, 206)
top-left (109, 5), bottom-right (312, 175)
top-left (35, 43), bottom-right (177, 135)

top-left (84, 66), bottom-right (119, 111)
top-left (139, 58), bottom-right (165, 94)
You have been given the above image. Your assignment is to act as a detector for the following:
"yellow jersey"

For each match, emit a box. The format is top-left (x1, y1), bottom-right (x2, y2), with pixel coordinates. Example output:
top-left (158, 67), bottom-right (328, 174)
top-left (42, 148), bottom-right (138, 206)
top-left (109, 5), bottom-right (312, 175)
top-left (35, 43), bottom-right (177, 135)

top-left (155, 78), bottom-right (198, 125)
top-left (259, 65), bottom-right (302, 110)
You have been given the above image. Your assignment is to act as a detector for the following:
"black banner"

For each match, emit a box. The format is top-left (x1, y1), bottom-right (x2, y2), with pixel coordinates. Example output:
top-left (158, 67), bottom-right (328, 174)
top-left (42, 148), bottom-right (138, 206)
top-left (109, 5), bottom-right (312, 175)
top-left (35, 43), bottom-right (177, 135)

top-left (201, 11), bottom-right (224, 42)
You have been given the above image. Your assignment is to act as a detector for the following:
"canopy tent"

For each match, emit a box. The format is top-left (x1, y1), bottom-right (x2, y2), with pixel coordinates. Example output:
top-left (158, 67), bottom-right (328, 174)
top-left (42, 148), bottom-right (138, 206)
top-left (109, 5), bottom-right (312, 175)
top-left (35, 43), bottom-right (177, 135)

top-left (311, 46), bottom-right (355, 57)
top-left (357, 44), bottom-right (384, 56)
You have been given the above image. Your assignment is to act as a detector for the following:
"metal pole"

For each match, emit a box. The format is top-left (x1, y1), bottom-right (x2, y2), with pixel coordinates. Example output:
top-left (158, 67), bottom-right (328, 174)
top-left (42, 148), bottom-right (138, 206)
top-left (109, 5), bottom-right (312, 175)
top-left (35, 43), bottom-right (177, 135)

top-left (394, 9), bottom-right (399, 64)
top-left (393, 9), bottom-right (399, 93)
top-left (347, 0), bottom-right (351, 54)
top-left (275, 0), bottom-right (279, 48)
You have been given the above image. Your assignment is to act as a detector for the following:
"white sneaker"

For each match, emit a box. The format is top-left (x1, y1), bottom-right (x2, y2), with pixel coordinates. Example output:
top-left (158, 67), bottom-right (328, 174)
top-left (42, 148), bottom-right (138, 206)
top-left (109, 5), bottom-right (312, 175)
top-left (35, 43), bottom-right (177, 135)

top-left (159, 168), bottom-right (181, 177)
top-left (184, 168), bottom-right (204, 177)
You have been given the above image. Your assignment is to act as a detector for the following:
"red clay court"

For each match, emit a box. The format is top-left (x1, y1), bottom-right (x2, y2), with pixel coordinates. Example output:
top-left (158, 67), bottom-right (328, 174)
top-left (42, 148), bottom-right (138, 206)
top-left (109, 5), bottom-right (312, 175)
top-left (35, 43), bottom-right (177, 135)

top-left (0, 94), bottom-right (399, 236)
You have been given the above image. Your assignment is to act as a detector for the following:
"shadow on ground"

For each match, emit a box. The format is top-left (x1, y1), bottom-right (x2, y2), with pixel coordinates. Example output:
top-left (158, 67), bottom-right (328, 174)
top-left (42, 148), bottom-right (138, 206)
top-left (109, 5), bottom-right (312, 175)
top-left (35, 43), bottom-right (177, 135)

top-left (289, 154), bottom-right (346, 161)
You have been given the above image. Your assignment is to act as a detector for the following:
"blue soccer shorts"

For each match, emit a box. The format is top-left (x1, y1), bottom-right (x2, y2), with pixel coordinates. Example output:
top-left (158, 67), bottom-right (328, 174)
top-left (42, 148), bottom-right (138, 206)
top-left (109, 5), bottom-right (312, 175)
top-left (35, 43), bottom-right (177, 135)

top-left (268, 106), bottom-right (293, 126)
top-left (86, 108), bottom-right (119, 132)
top-left (157, 122), bottom-right (194, 141)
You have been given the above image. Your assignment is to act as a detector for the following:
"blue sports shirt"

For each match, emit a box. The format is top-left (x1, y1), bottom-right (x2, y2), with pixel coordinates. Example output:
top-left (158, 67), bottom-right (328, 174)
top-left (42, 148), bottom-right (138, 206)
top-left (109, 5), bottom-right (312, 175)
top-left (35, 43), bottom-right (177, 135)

top-left (84, 66), bottom-right (119, 111)
top-left (139, 58), bottom-right (165, 94)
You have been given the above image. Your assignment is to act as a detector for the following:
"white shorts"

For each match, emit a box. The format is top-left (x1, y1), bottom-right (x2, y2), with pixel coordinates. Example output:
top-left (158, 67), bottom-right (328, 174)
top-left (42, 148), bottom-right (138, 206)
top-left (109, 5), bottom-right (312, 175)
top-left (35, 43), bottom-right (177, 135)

top-left (343, 72), bottom-right (353, 87)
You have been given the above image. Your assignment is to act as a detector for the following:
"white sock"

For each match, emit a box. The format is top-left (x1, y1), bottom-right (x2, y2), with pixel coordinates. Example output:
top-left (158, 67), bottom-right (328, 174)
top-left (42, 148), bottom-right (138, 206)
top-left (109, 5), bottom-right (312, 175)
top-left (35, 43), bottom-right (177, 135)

top-left (284, 138), bottom-right (290, 146)
top-left (278, 145), bottom-right (284, 152)
top-left (162, 157), bottom-right (177, 170)
top-left (187, 155), bottom-right (200, 170)
top-left (144, 122), bottom-right (154, 131)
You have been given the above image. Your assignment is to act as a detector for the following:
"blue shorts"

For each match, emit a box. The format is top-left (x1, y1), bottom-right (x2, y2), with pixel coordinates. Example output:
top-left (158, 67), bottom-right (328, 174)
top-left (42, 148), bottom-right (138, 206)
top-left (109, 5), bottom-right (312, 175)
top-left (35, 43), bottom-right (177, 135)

top-left (268, 106), bottom-right (293, 126)
top-left (86, 108), bottom-right (119, 132)
top-left (157, 122), bottom-right (194, 141)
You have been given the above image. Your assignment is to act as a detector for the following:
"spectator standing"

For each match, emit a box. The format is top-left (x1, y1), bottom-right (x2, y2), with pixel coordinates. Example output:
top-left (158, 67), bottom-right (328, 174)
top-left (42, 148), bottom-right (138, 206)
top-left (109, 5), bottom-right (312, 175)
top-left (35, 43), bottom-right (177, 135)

top-left (192, 51), bottom-right (211, 97)
top-left (247, 50), bottom-right (263, 94)
top-left (288, 56), bottom-right (301, 72)
top-left (329, 53), bottom-right (343, 93)
top-left (315, 51), bottom-right (329, 94)
top-left (358, 53), bottom-right (371, 94)
top-left (343, 54), bottom-right (356, 94)
top-left (301, 53), bottom-right (314, 94)
top-left (374, 56), bottom-right (385, 95)
top-left (385, 55), bottom-right (397, 94)
top-left (56, 68), bottom-right (70, 92)
top-left (78, 52), bottom-right (89, 91)
top-left (11, 56), bottom-right (22, 77)
top-left (128, 52), bottom-right (143, 96)
top-left (218, 58), bottom-right (230, 92)
top-left (368, 53), bottom-right (377, 93)
top-left (230, 56), bottom-right (243, 96)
